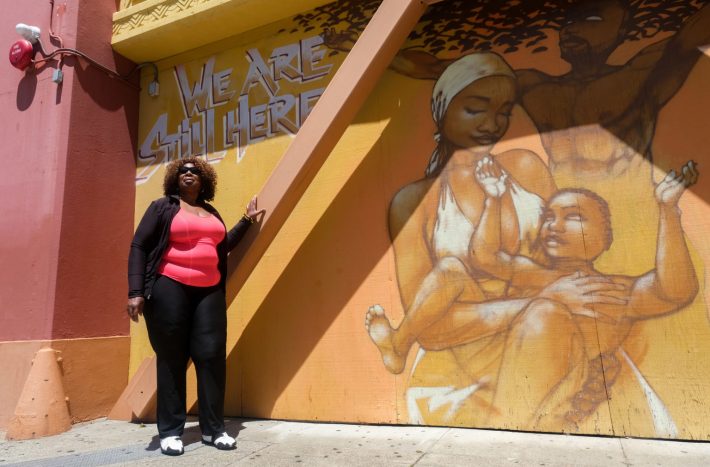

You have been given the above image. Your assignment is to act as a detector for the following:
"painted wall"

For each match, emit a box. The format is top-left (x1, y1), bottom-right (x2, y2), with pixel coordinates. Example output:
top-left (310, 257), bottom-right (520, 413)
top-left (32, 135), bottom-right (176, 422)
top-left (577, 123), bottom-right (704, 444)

top-left (130, 0), bottom-right (710, 440)
top-left (51, 0), bottom-right (138, 340)
top-left (0, 0), bottom-right (137, 341)
top-left (0, 0), bottom-right (138, 428)
top-left (0, 0), bottom-right (73, 342)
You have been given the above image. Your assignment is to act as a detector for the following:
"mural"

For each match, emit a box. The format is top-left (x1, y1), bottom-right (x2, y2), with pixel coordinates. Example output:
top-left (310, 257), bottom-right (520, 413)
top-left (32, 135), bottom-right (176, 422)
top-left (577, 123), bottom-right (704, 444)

top-left (310, 0), bottom-right (710, 436)
top-left (131, 0), bottom-right (710, 440)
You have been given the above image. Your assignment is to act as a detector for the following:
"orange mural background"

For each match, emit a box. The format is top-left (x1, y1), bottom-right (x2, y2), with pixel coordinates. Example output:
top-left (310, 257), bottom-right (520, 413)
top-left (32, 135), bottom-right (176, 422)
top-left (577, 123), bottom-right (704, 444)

top-left (131, 0), bottom-right (710, 439)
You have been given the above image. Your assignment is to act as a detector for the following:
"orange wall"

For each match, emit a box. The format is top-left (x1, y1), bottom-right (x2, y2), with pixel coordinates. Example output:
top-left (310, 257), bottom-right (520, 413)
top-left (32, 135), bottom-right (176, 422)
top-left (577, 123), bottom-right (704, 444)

top-left (130, 1), bottom-right (710, 440)
top-left (0, 337), bottom-right (130, 428)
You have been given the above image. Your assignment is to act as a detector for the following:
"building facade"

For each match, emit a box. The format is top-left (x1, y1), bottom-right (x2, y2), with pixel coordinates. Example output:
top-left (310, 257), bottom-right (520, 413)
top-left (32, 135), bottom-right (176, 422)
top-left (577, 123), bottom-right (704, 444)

top-left (4, 0), bottom-right (710, 441)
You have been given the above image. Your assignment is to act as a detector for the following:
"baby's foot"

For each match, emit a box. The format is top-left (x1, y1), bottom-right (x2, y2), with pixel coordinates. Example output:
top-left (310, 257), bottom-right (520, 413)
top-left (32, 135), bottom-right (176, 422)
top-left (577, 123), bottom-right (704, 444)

top-left (365, 305), bottom-right (406, 374)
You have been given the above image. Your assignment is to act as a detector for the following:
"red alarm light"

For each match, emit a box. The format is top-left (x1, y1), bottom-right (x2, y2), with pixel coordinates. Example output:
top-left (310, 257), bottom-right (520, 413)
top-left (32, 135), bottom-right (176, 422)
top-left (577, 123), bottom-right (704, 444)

top-left (9, 39), bottom-right (34, 70)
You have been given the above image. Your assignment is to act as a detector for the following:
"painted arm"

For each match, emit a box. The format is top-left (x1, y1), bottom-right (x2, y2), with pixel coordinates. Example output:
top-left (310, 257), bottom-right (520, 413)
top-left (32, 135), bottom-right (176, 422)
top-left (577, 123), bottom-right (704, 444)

top-left (637, 4), bottom-right (710, 107)
top-left (441, 271), bottom-right (629, 344)
top-left (515, 69), bottom-right (549, 97)
top-left (469, 157), bottom-right (516, 281)
top-left (389, 181), bottom-right (437, 310)
top-left (322, 29), bottom-right (450, 80)
top-left (665, 4), bottom-right (710, 60)
top-left (390, 49), bottom-right (451, 80)
top-left (496, 149), bottom-right (557, 201)
top-left (628, 161), bottom-right (700, 317)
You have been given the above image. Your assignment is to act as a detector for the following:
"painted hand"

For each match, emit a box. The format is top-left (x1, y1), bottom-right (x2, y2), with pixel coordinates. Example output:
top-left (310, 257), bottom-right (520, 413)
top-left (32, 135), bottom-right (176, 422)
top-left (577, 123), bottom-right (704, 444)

top-left (655, 160), bottom-right (699, 207)
top-left (475, 156), bottom-right (508, 198)
top-left (537, 272), bottom-right (628, 323)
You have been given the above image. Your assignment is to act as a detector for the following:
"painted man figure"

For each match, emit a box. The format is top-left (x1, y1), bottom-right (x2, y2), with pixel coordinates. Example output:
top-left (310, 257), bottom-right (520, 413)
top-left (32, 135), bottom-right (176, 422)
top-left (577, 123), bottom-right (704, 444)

top-left (327, 0), bottom-right (710, 181)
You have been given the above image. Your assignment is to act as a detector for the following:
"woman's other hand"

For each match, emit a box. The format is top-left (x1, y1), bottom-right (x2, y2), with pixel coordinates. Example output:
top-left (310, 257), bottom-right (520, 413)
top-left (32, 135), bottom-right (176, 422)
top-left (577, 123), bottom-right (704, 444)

top-left (127, 296), bottom-right (145, 322)
top-left (245, 195), bottom-right (266, 221)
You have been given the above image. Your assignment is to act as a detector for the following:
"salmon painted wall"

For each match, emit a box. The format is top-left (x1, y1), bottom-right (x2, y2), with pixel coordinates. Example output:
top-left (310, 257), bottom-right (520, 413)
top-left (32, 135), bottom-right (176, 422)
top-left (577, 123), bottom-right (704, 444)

top-left (51, 0), bottom-right (138, 339)
top-left (0, 1), bottom-right (72, 341)
top-left (0, 0), bottom-right (137, 428)
top-left (130, 0), bottom-right (710, 440)
top-left (0, 0), bottom-right (137, 341)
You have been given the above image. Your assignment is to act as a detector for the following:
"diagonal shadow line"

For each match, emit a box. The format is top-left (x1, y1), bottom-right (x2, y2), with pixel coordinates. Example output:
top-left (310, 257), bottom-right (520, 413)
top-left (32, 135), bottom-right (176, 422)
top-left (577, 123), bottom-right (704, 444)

top-left (222, 110), bottom-right (427, 416)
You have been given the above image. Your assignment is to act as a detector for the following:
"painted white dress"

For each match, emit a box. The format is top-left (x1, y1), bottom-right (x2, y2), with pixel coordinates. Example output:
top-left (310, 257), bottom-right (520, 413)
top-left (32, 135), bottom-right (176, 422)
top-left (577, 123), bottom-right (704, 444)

top-left (407, 176), bottom-right (544, 424)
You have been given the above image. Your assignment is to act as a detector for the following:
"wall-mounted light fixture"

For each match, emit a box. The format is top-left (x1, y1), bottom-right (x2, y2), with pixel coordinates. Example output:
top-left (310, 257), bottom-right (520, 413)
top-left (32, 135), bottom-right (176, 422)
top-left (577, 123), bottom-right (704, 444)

top-left (10, 21), bottom-right (159, 96)
top-left (16, 23), bottom-right (41, 44)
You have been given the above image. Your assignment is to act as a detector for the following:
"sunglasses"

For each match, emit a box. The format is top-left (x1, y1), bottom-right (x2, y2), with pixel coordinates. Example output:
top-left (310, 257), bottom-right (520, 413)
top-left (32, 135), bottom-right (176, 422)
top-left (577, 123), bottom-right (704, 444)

top-left (178, 165), bottom-right (201, 176)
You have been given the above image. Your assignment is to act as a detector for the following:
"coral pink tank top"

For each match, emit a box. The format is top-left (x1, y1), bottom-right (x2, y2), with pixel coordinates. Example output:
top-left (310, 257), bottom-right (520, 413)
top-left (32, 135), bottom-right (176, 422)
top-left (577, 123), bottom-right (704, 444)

top-left (158, 209), bottom-right (226, 287)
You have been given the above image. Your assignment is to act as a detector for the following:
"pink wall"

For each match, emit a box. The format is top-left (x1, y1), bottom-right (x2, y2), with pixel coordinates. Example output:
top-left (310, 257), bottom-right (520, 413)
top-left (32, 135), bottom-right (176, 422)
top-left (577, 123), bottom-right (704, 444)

top-left (0, 0), bottom-right (138, 341)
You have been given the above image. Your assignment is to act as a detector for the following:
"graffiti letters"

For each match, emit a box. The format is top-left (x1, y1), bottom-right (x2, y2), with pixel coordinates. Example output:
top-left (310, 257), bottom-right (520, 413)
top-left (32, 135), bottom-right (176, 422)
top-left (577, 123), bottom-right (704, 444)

top-left (136, 35), bottom-right (333, 184)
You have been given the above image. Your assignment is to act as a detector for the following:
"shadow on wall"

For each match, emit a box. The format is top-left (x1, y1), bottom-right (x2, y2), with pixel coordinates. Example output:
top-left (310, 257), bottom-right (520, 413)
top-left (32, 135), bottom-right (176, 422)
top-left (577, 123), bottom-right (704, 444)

top-left (16, 71), bottom-right (38, 111)
top-left (17, 53), bottom-right (139, 106)
top-left (220, 0), bottom-right (710, 427)
top-left (69, 52), bottom-right (142, 156)
top-left (221, 73), bottom-right (710, 422)
top-left (15, 49), bottom-right (141, 166)
top-left (224, 113), bottom-right (407, 417)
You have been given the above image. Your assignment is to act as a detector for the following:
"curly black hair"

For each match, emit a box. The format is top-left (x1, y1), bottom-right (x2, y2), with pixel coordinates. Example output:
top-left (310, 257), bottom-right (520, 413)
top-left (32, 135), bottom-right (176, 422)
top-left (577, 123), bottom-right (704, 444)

top-left (163, 156), bottom-right (218, 202)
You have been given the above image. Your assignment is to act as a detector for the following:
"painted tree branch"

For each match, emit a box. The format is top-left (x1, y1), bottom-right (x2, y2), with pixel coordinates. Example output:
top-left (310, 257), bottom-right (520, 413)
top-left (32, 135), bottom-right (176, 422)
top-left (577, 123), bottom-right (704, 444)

top-left (288, 0), bottom-right (708, 56)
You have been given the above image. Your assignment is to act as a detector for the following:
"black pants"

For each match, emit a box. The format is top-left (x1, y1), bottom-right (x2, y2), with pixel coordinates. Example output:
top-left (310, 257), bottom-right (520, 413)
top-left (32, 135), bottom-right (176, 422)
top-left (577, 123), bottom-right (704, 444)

top-left (144, 275), bottom-right (227, 438)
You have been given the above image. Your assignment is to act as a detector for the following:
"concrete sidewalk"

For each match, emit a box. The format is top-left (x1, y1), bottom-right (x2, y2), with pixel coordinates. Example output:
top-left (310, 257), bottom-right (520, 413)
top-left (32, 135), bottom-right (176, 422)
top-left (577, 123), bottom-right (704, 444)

top-left (2, 417), bottom-right (710, 466)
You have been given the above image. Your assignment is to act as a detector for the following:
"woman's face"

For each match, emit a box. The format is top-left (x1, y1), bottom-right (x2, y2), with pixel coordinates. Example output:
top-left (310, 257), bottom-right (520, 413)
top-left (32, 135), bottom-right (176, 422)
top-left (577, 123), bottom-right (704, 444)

top-left (178, 163), bottom-right (202, 193)
top-left (540, 192), bottom-right (610, 261)
top-left (441, 75), bottom-right (516, 150)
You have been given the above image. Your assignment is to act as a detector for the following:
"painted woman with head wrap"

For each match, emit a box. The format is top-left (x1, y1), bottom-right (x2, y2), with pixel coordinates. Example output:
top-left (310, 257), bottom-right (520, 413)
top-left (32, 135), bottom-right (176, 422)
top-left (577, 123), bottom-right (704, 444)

top-left (364, 52), bottom-right (561, 375)
top-left (364, 53), bottom-right (632, 427)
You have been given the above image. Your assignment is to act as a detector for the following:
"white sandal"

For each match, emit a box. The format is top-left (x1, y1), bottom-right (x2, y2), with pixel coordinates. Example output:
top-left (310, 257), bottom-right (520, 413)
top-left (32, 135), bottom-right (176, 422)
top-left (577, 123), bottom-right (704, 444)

top-left (160, 436), bottom-right (184, 456)
top-left (202, 432), bottom-right (236, 450)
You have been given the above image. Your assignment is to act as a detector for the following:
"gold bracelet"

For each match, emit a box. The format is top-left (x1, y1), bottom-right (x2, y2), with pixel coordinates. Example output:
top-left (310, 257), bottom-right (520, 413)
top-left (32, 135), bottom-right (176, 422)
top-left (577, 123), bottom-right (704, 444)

top-left (242, 212), bottom-right (255, 224)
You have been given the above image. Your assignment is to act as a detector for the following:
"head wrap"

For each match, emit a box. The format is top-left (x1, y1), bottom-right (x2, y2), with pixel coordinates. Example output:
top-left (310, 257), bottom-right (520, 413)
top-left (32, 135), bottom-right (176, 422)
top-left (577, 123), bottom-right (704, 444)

top-left (425, 52), bottom-right (516, 177)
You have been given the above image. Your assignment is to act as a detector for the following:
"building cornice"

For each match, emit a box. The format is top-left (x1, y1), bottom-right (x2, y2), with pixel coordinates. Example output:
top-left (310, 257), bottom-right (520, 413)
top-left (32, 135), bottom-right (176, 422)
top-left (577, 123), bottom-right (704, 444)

top-left (112, 0), bottom-right (335, 62)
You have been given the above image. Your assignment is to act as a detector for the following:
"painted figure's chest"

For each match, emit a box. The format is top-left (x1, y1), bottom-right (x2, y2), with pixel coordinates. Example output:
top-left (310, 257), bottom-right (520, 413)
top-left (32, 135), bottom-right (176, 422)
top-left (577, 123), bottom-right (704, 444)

top-left (523, 74), bottom-right (645, 130)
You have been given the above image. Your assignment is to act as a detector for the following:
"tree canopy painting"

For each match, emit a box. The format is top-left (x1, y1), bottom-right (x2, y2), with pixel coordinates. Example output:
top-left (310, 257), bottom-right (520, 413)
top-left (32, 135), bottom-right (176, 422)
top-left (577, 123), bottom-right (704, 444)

top-left (286, 0), bottom-right (708, 55)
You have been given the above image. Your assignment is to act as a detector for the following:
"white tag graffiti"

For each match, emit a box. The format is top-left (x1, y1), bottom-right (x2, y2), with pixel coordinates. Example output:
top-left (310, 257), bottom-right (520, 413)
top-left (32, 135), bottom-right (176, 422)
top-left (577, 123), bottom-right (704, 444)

top-left (136, 35), bottom-right (333, 185)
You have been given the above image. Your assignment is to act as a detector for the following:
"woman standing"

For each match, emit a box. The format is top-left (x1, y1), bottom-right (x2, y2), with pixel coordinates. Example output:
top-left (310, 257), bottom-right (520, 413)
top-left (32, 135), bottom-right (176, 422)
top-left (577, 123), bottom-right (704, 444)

top-left (127, 156), bottom-right (263, 455)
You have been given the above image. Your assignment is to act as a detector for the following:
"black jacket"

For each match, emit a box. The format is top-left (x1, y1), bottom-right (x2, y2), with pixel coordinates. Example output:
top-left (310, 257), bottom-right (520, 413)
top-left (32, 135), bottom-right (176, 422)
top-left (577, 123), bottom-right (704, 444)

top-left (128, 195), bottom-right (251, 298)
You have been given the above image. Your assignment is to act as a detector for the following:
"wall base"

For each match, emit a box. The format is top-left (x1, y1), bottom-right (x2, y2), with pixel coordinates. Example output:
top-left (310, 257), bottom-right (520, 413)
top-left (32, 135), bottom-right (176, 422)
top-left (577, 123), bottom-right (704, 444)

top-left (0, 336), bottom-right (130, 430)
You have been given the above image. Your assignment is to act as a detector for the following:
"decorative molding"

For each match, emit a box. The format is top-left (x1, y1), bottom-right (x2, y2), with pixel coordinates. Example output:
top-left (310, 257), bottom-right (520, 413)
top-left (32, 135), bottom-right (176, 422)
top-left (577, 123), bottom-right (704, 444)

top-left (112, 0), bottom-right (334, 62)
top-left (113, 0), bottom-right (211, 37)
